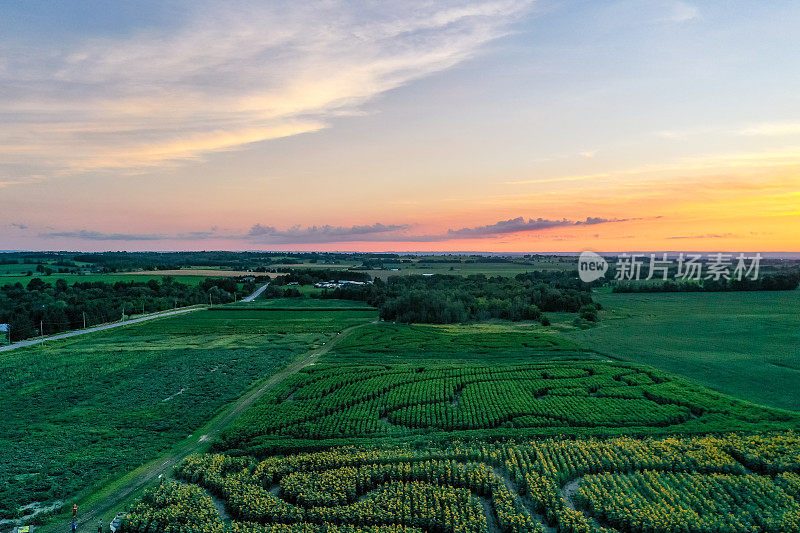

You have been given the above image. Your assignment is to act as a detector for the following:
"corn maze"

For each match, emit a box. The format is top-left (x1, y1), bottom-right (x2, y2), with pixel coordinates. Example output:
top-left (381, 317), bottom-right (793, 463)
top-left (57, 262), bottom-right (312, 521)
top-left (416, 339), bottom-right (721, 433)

top-left (121, 357), bottom-right (800, 533)
top-left (215, 362), bottom-right (799, 454)
top-left (122, 433), bottom-right (800, 533)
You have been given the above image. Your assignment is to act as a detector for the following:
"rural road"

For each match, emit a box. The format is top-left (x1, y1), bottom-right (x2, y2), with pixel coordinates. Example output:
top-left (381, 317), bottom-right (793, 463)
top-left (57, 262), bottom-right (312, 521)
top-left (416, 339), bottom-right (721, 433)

top-left (40, 318), bottom-right (372, 533)
top-left (240, 282), bottom-right (269, 302)
top-left (1, 283), bottom-right (269, 354)
top-left (0, 307), bottom-right (201, 353)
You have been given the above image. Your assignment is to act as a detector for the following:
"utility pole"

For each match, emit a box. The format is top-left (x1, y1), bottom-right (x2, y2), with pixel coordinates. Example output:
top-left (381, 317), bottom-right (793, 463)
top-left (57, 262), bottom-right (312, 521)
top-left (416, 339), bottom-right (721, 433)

top-left (208, 293), bottom-right (212, 308)
top-left (83, 312), bottom-right (86, 329)
top-left (40, 320), bottom-right (44, 338)
top-left (122, 304), bottom-right (125, 322)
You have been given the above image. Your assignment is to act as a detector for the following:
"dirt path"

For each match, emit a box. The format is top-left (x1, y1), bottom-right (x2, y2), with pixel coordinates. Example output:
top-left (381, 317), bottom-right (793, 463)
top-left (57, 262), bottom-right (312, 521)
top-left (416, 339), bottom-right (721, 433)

top-left (0, 307), bottom-right (202, 353)
top-left (479, 496), bottom-right (502, 533)
top-left (38, 320), bottom-right (372, 533)
top-left (561, 478), bottom-right (581, 511)
top-left (492, 467), bottom-right (556, 533)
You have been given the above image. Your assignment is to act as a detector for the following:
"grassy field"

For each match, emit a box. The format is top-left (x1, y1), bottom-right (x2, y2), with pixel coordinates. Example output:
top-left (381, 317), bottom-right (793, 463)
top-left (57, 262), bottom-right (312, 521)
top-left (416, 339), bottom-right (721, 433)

top-left (0, 307), bottom-right (375, 522)
top-left (326, 322), bottom-right (591, 362)
top-left (562, 289), bottom-right (800, 411)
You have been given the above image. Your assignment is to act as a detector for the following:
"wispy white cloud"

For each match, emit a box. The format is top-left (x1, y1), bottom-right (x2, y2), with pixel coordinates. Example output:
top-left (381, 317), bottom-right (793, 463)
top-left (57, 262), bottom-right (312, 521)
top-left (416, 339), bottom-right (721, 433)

top-left (667, 1), bottom-right (699, 22)
top-left (738, 122), bottom-right (800, 137)
top-left (0, 0), bottom-right (531, 184)
top-left (504, 146), bottom-right (800, 186)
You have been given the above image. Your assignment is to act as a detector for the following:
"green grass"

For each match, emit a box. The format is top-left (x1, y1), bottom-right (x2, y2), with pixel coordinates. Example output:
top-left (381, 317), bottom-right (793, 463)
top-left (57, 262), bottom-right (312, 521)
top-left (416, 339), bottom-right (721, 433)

top-left (561, 289), bottom-right (800, 411)
top-left (0, 308), bottom-right (374, 520)
top-left (326, 322), bottom-right (591, 362)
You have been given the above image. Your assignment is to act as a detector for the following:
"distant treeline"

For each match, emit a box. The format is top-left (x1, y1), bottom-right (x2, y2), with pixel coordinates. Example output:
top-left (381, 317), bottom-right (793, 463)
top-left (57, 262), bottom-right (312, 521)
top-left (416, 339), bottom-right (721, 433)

top-left (0, 277), bottom-right (253, 341)
top-left (318, 272), bottom-right (596, 324)
top-left (613, 272), bottom-right (799, 293)
top-left (0, 251), bottom-right (400, 273)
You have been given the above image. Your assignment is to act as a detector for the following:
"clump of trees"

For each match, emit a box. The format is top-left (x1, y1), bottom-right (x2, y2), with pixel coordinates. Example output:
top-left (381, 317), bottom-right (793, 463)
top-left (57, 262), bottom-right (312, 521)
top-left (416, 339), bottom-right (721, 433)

top-left (0, 277), bottom-right (248, 341)
top-left (320, 272), bottom-right (594, 324)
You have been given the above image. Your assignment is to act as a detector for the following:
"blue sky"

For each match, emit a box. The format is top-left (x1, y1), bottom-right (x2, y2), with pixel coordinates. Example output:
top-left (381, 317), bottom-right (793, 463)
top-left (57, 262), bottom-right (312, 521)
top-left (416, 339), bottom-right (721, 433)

top-left (1, 1), bottom-right (799, 251)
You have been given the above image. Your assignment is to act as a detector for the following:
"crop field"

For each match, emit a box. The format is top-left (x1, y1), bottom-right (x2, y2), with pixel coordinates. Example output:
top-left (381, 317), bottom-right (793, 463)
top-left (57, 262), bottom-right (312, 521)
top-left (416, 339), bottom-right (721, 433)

top-left (0, 308), bottom-right (375, 522)
top-left (371, 260), bottom-right (575, 280)
top-left (326, 323), bottom-right (591, 362)
top-left (214, 361), bottom-right (800, 455)
top-left (564, 289), bottom-right (800, 411)
top-left (21, 289), bottom-right (800, 532)
top-left (0, 272), bottom-right (216, 287)
top-left (124, 432), bottom-right (800, 533)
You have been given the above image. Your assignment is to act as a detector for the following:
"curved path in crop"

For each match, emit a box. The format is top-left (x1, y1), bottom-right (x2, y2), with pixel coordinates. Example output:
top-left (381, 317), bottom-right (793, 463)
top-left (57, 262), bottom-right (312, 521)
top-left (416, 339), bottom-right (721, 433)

top-left (39, 318), bottom-right (374, 533)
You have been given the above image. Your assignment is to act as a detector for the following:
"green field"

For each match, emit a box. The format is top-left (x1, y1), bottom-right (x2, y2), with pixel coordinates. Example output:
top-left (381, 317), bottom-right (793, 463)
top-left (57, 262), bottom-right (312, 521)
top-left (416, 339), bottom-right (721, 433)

top-left (562, 289), bottom-right (800, 411)
top-left (326, 322), bottom-right (590, 362)
top-left (122, 293), bottom-right (800, 533)
top-left (0, 308), bottom-right (375, 521)
top-left (11, 282), bottom-right (800, 533)
top-left (372, 258), bottom-right (576, 280)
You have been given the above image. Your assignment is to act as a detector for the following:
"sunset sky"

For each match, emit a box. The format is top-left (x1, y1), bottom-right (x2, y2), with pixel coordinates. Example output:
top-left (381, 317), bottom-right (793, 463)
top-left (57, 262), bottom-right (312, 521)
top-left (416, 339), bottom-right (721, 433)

top-left (1, 0), bottom-right (799, 252)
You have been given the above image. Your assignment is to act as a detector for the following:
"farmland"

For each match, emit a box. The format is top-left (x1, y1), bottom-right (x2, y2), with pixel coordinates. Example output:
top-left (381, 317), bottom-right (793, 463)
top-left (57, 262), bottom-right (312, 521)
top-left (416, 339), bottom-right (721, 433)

top-left (5, 260), bottom-right (799, 533)
top-left (109, 287), bottom-right (800, 533)
top-left (325, 323), bottom-right (591, 362)
top-left (125, 433), bottom-right (800, 533)
top-left (0, 307), bottom-right (375, 523)
top-left (213, 361), bottom-right (800, 455)
top-left (563, 289), bottom-right (800, 411)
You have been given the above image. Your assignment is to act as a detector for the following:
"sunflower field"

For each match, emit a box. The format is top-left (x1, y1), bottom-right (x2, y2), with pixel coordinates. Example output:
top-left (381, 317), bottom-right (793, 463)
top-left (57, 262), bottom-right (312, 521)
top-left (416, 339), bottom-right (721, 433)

top-left (123, 433), bottom-right (800, 533)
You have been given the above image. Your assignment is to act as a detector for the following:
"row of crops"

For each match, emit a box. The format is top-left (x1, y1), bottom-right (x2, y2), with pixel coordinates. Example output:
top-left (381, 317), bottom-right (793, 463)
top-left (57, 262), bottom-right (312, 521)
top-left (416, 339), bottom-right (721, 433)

top-left (122, 433), bottom-right (800, 533)
top-left (215, 362), bottom-right (800, 454)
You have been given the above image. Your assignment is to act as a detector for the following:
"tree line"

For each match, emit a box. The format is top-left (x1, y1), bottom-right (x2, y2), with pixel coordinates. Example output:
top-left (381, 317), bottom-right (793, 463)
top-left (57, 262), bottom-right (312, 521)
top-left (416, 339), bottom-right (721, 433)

top-left (612, 272), bottom-right (799, 293)
top-left (318, 272), bottom-right (596, 324)
top-left (0, 277), bottom-right (252, 341)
